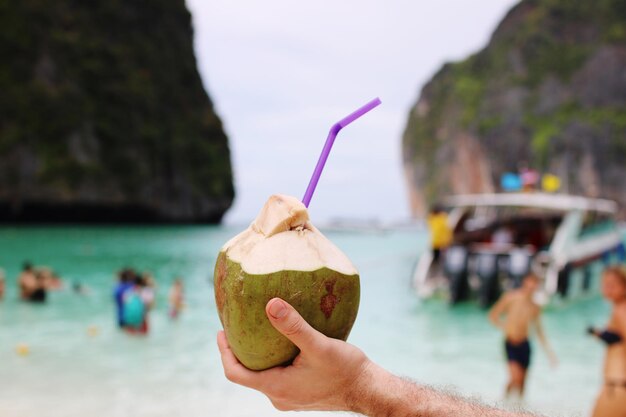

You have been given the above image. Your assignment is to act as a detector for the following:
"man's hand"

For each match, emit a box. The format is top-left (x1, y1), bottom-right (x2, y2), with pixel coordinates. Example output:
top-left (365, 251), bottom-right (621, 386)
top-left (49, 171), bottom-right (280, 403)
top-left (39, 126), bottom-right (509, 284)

top-left (217, 297), bottom-right (372, 412)
top-left (586, 326), bottom-right (599, 337)
top-left (547, 349), bottom-right (559, 368)
top-left (218, 298), bottom-right (541, 417)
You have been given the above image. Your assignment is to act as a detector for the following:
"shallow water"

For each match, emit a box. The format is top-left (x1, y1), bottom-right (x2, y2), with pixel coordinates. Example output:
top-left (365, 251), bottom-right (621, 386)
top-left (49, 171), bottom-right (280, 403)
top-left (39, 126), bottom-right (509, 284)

top-left (0, 225), bottom-right (616, 417)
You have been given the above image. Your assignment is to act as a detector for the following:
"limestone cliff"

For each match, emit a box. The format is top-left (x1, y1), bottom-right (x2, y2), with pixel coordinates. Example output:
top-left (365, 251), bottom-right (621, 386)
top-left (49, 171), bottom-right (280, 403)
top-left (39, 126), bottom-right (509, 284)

top-left (0, 0), bottom-right (234, 222)
top-left (403, 0), bottom-right (626, 218)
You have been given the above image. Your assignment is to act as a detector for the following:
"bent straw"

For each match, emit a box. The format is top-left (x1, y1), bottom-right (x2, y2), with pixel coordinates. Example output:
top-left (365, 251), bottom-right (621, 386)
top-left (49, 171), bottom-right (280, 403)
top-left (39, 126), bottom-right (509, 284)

top-left (302, 97), bottom-right (381, 208)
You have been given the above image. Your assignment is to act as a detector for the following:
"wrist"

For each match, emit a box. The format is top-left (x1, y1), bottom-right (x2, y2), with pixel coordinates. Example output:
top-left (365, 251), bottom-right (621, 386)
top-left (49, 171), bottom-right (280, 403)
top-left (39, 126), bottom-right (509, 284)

top-left (345, 361), bottom-right (421, 417)
top-left (344, 359), bottom-right (379, 414)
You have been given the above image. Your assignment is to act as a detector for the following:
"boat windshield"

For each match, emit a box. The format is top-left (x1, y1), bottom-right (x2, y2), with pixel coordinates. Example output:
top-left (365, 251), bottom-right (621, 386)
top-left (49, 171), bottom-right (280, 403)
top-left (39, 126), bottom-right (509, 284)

top-left (450, 205), bottom-right (563, 251)
top-left (578, 211), bottom-right (617, 238)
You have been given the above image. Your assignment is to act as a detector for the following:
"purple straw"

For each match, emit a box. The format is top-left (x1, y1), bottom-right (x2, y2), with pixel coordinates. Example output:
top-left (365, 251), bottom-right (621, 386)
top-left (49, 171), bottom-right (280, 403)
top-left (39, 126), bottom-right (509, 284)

top-left (302, 97), bottom-right (381, 208)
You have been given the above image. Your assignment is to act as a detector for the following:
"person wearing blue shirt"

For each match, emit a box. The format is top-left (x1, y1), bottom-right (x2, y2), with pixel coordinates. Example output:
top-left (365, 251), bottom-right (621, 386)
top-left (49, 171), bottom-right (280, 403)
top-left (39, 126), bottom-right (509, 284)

top-left (113, 268), bottom-right (135, 328)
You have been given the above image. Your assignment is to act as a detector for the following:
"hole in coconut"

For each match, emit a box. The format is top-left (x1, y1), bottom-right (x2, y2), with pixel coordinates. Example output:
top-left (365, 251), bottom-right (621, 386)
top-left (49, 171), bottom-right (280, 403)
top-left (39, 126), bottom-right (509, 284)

top-left (291, 223), bottom-right (312, 234)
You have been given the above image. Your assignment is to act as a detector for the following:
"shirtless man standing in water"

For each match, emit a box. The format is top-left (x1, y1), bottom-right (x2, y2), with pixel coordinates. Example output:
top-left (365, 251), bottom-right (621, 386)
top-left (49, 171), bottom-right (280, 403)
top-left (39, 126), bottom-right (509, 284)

top-left (489, 274), bottom-right (557, 398)
top-left (18, 261), bottom-right (37, 300)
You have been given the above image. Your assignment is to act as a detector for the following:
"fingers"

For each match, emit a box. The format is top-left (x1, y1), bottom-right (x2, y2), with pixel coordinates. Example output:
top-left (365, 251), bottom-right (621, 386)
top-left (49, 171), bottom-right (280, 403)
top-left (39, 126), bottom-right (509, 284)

top-left (265, 298), bottom-right (326, 352)
top-left (551, 355), bottom-right (559, 368)
top-left (216, 331), bottom-right (259, 389)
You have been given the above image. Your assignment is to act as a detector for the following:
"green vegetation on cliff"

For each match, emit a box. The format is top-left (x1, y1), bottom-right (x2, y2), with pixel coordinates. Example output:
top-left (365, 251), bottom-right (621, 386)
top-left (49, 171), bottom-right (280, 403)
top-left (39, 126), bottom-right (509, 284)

top-left (0, 0), bottom-right (234, 222)
top-left (403, 0), bottom-right (626, 217)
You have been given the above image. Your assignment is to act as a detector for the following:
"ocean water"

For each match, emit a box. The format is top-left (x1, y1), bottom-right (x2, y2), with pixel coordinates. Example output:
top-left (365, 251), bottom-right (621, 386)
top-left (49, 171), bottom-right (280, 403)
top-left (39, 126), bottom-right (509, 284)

top-left (0, 225), bottom-right (614, 417)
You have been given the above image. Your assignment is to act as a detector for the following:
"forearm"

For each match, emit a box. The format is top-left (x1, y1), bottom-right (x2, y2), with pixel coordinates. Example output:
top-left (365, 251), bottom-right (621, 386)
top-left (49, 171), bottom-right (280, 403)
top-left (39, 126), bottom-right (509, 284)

top-left (535, 327), bottom-right (554, 357)
top-left (346, 363), bottom-right (418, 417)
top-left (348, 362), bottom-right (539, 417)
top-left (488, 311), bottom-right (506, 330)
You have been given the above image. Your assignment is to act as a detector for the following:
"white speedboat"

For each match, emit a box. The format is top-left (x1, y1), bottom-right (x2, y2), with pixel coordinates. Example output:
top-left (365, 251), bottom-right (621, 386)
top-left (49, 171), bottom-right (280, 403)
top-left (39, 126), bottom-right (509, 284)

top-left (412, 193), bottom-right (624, 306)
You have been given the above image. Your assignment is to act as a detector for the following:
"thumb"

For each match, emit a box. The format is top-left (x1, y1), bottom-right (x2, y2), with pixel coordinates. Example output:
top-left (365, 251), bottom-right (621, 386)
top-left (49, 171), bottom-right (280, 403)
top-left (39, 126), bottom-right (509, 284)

top-left (266, 298), bottom-right (325, 352)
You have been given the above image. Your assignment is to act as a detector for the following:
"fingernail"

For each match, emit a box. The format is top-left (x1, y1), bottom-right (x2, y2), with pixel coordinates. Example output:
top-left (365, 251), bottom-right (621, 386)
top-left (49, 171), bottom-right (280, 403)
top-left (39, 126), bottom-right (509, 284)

top-left (268, 299), bottom-right (287, 319)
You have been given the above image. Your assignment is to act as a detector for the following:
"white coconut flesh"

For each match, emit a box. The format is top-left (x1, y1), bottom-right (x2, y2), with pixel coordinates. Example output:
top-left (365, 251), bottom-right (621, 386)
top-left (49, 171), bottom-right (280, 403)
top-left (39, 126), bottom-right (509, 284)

top-left (221, 194), bottom-right (357, 276)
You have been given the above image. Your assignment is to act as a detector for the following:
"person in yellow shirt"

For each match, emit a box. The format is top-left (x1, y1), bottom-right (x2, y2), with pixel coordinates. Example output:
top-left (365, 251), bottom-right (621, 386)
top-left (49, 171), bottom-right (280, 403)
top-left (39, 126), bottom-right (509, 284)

top-left (427, 205), bottom-right (452, 266)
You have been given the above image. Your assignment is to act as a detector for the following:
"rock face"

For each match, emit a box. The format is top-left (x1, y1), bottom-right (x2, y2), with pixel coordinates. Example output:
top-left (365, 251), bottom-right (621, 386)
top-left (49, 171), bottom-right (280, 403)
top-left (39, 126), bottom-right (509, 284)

top-left (0, 1), bottom-right (234, 222)
top-left (403, 0), bottom-right (626, 218)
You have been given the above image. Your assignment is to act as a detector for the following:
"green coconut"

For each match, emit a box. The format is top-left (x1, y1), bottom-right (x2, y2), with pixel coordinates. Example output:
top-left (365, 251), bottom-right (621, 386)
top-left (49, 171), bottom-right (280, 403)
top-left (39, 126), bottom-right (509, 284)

top-left (214, 194), bottom-right (360, 370)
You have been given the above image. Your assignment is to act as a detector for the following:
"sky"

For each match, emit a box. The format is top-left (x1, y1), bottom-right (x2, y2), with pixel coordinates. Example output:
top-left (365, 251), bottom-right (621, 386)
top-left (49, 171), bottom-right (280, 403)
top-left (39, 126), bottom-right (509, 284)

top-left (185, 0), bottom-right (520, 224)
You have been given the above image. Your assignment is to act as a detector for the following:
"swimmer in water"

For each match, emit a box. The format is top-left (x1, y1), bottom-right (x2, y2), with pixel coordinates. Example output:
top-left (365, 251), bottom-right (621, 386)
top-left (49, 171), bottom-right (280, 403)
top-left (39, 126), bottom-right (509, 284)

top-left (72, 281), bottom-right (89, 295)
top-left (169, 277), bottom-right (184, 319)
top-left (41, 268), bottom-right (63, 290)
top-left (588, 266), bottom-right (626, 417)
top-left (18, 261), bottom-right (37, 300)
top-left (141, 273), bottom-right (156, 310)
top-left (488, 273), bottom-right (557, 399)
top-left (0, 269), bottom-right (5, 300)
top-left (28, 270), bottom-right (47, 303)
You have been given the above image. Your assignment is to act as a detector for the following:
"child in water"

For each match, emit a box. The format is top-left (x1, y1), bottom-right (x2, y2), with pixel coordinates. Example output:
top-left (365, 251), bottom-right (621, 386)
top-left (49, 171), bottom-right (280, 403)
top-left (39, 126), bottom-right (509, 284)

top-left (489, 273), bottom-right (557, 399)
top-left (122, 275), bottom-right (151, 335)
top-left (169, 278), bottom-right (184, 319)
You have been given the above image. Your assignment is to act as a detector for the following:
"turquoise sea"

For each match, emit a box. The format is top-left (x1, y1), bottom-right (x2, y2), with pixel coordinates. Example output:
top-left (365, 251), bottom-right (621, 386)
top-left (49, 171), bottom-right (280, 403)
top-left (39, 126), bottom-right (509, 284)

top-left (0, 225), bottom-right (615, 417)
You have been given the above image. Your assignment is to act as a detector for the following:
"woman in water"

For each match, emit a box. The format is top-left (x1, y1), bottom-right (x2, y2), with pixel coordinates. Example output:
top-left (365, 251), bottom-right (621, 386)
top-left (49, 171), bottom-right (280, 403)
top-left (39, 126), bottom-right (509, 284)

top-left (589, 266), bottom-right (626, 417)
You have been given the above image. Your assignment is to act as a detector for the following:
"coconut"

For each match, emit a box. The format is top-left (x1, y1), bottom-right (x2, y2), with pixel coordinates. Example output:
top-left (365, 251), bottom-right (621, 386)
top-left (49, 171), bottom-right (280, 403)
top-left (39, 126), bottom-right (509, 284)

top-left (214, 194), bottom-right (360, 370)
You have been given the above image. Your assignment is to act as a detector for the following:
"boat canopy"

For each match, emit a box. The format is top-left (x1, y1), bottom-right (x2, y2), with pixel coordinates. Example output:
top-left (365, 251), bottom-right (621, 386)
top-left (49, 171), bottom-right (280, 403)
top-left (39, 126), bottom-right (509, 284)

top-left (443, 193), bottom-right (617, 215)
